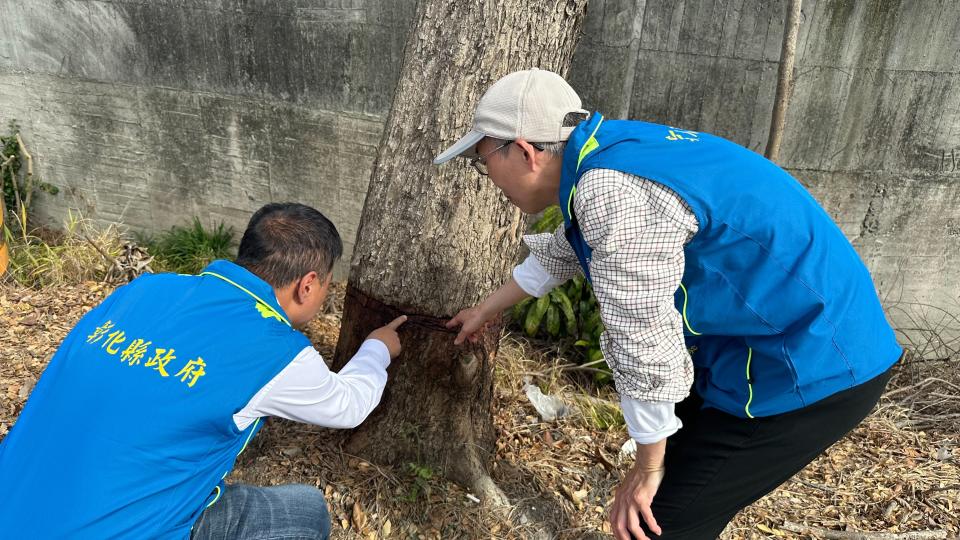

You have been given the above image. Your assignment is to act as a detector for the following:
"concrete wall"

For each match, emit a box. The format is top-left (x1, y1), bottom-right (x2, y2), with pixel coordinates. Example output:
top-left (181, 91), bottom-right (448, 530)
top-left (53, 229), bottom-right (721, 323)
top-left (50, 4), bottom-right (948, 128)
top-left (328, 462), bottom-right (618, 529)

top-left (568, 0), bottom-right (960, 352)
top-left (0, 0), bottom-right (415, 265)
top-left (2, 0), bottom-right (959, 343)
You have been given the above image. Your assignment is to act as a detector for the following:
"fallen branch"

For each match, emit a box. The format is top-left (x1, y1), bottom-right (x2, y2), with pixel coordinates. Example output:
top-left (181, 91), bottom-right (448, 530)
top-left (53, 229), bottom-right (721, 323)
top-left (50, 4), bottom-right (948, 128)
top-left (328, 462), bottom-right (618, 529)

top-left (782, 521), bottom-right (949, 539)
top-left (923, 483), bottom-right (960, 494)
top-left (15, 133), bottom-right (34, 214)
top-left (82, 232), bottom-right (120, 272)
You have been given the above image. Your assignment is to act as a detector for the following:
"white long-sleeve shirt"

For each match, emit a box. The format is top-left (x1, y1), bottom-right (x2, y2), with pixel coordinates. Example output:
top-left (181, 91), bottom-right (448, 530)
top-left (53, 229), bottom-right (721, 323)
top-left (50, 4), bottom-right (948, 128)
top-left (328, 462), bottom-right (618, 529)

top-left (513, 168), bottom-right (699, 444)
top-left (232, 339), bottom-right (391, 431)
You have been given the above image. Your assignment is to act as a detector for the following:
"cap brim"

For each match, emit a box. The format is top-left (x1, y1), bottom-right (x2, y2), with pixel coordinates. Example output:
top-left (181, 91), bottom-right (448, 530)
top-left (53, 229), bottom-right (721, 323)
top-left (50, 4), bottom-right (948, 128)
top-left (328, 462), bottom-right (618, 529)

top-left (433, 130), bottom-right (486, 165)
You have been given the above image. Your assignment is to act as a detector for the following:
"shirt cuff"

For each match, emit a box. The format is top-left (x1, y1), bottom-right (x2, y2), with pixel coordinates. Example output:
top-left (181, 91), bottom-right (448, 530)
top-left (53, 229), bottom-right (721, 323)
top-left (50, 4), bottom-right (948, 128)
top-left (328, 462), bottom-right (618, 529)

top-left (512, 255), bottom-right (564, 297)
top-left (356, 339), bottom-right (391, 369)
top-left (620, 396), bottom-right (683, 444)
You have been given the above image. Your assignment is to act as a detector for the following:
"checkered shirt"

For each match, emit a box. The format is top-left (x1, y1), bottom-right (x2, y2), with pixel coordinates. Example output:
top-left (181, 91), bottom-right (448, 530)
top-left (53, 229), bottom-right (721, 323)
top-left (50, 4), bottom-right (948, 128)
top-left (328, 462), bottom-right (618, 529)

top-left (524, 168), bottom-right (699, 403)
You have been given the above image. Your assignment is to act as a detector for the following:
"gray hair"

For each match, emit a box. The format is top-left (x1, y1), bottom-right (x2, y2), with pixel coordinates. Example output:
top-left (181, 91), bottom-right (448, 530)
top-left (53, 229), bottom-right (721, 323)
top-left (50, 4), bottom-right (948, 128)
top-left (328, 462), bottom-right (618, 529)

top-left (493, 111), bottom-right (587, 158)
top-left (487, 138), bottom-right (566, 158)
top-left (536, 140), bottom-right (567, 156)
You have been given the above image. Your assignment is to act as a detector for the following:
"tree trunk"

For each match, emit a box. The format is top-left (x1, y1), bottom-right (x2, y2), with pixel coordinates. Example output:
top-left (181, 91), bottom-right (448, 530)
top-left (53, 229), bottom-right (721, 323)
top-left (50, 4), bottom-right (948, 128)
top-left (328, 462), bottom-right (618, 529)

top-left (333, 0), bottom-right (588, 498)
top-left (765, 0), bottom-right (803, 162)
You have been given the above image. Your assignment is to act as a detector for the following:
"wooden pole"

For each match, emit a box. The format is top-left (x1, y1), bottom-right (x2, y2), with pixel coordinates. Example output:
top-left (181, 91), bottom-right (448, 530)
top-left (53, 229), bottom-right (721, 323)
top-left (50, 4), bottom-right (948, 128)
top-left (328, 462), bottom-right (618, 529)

top-left (765, 0), bottom-right (803, 163)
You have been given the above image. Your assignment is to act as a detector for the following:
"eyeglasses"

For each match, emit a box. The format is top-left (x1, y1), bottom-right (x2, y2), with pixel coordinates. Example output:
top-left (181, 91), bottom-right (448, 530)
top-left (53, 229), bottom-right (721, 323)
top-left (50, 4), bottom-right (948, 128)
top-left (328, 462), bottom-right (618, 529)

top-left (469, 140), bottom-right (544, 176)
top-left (470, 140), bottom-right (513, 176)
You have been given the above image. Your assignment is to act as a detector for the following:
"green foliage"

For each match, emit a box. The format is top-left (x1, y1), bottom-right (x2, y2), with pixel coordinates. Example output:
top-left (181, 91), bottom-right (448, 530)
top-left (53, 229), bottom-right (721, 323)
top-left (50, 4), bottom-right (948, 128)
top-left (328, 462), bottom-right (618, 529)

top-left (531, 204), bottom-right (564, 233)
top-left (512, 206), bottom-right (612, 383)
top-left (138, 218), bottom-right (235, 274)
top-left (400, 463), bottom-right (434, 503)
top-left (1, 121), bottom-right (23, 219)
top-left (514, 276), bottom-right (601, 343)
top-left (2, 120), bottom-right (59, 237)
top-left (576, 397), bottom-right (626, 430)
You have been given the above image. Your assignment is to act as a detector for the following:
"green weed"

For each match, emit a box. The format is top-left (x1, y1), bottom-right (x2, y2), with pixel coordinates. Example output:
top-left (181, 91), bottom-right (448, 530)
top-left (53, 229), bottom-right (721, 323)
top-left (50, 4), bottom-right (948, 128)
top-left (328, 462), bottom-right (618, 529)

top-left (137, 218), bottom-right (235, 274)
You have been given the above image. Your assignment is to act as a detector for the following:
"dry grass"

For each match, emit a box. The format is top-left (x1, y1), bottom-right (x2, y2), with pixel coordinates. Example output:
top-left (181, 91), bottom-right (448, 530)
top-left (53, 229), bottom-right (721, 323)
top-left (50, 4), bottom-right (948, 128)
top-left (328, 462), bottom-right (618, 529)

top-left (2, 211), bottom-right (133, 288)
top-left (1, 280), bottom-right (957, 539)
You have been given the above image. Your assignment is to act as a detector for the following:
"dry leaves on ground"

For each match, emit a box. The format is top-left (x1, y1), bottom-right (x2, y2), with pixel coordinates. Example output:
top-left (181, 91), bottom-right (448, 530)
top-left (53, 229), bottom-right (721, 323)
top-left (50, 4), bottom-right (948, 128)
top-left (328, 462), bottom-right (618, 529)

top-left (1, 281), bottom-right (957, 539)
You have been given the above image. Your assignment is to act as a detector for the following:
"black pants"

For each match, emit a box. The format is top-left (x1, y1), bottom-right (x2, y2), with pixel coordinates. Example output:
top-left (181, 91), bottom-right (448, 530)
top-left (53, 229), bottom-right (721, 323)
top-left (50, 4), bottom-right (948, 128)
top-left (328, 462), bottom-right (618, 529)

top-left (639, 366), bottom-right (895, 539)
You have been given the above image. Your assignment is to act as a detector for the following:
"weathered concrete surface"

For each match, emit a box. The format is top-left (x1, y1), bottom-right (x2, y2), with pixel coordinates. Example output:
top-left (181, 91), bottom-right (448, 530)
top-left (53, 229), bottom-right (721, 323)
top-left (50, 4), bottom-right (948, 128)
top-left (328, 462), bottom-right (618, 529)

top-left (568, 0), bottom-right (960, 351)
top-left (0, 0), bottom-right (415, 271)
top-left (2, 0), bottom-right (959, 342)
top-left (0, 72), bottom-right (384, 266)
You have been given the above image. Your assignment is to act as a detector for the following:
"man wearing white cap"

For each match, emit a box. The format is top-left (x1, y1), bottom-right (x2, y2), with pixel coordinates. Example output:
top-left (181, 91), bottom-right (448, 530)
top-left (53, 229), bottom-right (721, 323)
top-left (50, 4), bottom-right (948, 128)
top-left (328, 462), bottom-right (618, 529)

top-left (440, 69), bottom-right (901, 539)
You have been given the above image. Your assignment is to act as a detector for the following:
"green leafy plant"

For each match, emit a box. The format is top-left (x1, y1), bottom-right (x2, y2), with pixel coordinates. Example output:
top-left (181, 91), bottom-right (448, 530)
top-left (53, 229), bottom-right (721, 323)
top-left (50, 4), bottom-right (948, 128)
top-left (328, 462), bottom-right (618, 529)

top-left (531, 204), bottom-right (563, 233)
top-left (137, 218), bottom-right (235, 274)
top-left (2, 120), bottom-right (59, 238)
top-left (400, 463), bottom-right (434, 503)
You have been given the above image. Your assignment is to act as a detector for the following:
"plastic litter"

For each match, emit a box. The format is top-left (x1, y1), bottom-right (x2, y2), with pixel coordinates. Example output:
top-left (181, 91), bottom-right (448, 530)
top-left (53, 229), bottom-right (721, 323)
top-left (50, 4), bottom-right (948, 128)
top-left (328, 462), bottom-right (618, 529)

top-left (620, 438), bottom-right (637, 460)
top-left (523, 382), bottom-right (571, 422)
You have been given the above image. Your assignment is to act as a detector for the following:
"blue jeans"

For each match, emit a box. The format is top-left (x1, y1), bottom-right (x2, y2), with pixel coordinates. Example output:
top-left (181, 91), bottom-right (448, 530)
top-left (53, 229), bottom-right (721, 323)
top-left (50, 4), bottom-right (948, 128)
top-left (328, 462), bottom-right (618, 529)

top-left (191, 484), bottom-right (331, 540)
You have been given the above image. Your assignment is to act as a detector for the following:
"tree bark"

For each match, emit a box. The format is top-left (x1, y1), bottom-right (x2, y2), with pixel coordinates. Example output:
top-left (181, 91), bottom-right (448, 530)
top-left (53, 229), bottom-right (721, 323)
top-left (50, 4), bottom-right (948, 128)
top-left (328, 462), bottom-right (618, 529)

top-left (333, 0), bottom-right (588, 498)
top-left (765, 0), bottom-right (803, 162)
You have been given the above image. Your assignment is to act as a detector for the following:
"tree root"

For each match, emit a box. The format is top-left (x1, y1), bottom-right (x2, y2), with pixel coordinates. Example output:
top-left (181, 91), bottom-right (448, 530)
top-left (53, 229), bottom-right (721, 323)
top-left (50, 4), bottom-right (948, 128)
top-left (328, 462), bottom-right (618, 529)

top-left (454, 461), bottom-right (554, 540)
top-left (447, 435), bottom-right (556, 540)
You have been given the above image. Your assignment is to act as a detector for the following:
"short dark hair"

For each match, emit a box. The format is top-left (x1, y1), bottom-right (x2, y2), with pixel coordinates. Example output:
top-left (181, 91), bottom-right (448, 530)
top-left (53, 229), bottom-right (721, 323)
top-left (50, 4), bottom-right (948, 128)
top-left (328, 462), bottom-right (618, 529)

top-left (235, 203), bottom-right (342, 288)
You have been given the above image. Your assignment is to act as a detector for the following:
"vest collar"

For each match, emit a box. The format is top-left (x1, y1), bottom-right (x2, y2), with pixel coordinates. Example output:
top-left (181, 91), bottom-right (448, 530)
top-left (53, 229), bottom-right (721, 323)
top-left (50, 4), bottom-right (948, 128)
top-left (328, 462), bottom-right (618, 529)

top-left (199, 260), bottom-right (291, 326)
top-left (560, 112), bottom-right (605, 223)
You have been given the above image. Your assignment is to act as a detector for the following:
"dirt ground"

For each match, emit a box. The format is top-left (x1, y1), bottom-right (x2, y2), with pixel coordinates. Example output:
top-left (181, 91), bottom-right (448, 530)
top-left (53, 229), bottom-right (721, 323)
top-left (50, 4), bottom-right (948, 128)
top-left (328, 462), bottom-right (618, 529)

top-left (1, 281), bottom-right (958, 539)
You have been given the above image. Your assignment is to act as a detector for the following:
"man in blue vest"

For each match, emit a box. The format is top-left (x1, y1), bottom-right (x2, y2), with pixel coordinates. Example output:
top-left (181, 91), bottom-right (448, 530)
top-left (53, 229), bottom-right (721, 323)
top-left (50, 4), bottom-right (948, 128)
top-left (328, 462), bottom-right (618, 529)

top-left (0, 202), bottom-right (407, 539)
top-left (439, 69), bottom-right (901, 539)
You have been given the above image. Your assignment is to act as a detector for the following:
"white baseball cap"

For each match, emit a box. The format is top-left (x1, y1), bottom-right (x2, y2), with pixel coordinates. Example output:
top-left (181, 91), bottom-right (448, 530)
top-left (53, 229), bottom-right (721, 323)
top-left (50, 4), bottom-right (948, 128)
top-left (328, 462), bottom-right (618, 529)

top-left (433, 68), bottom-right (587, 164)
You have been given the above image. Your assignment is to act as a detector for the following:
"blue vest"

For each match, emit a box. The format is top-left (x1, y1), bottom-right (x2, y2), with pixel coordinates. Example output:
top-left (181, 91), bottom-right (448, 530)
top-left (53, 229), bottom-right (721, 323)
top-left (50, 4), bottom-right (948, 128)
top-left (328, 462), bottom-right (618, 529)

top-left (560, 113), bottom-right (901, 418)
top-left (0, 260), bottom-right (311, 539)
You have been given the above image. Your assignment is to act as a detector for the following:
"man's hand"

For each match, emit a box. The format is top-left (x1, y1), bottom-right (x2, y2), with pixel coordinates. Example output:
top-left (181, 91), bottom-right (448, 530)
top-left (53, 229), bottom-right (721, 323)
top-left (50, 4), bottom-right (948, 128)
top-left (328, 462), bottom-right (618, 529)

top-left (446, 278), bottom-right (532, 345)
top-left (367, 315), bottom-right (408, 358)
top-left (445, 305), bottom-right (493, 345)
top-left (610, 439), bottom-right (667, 540)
